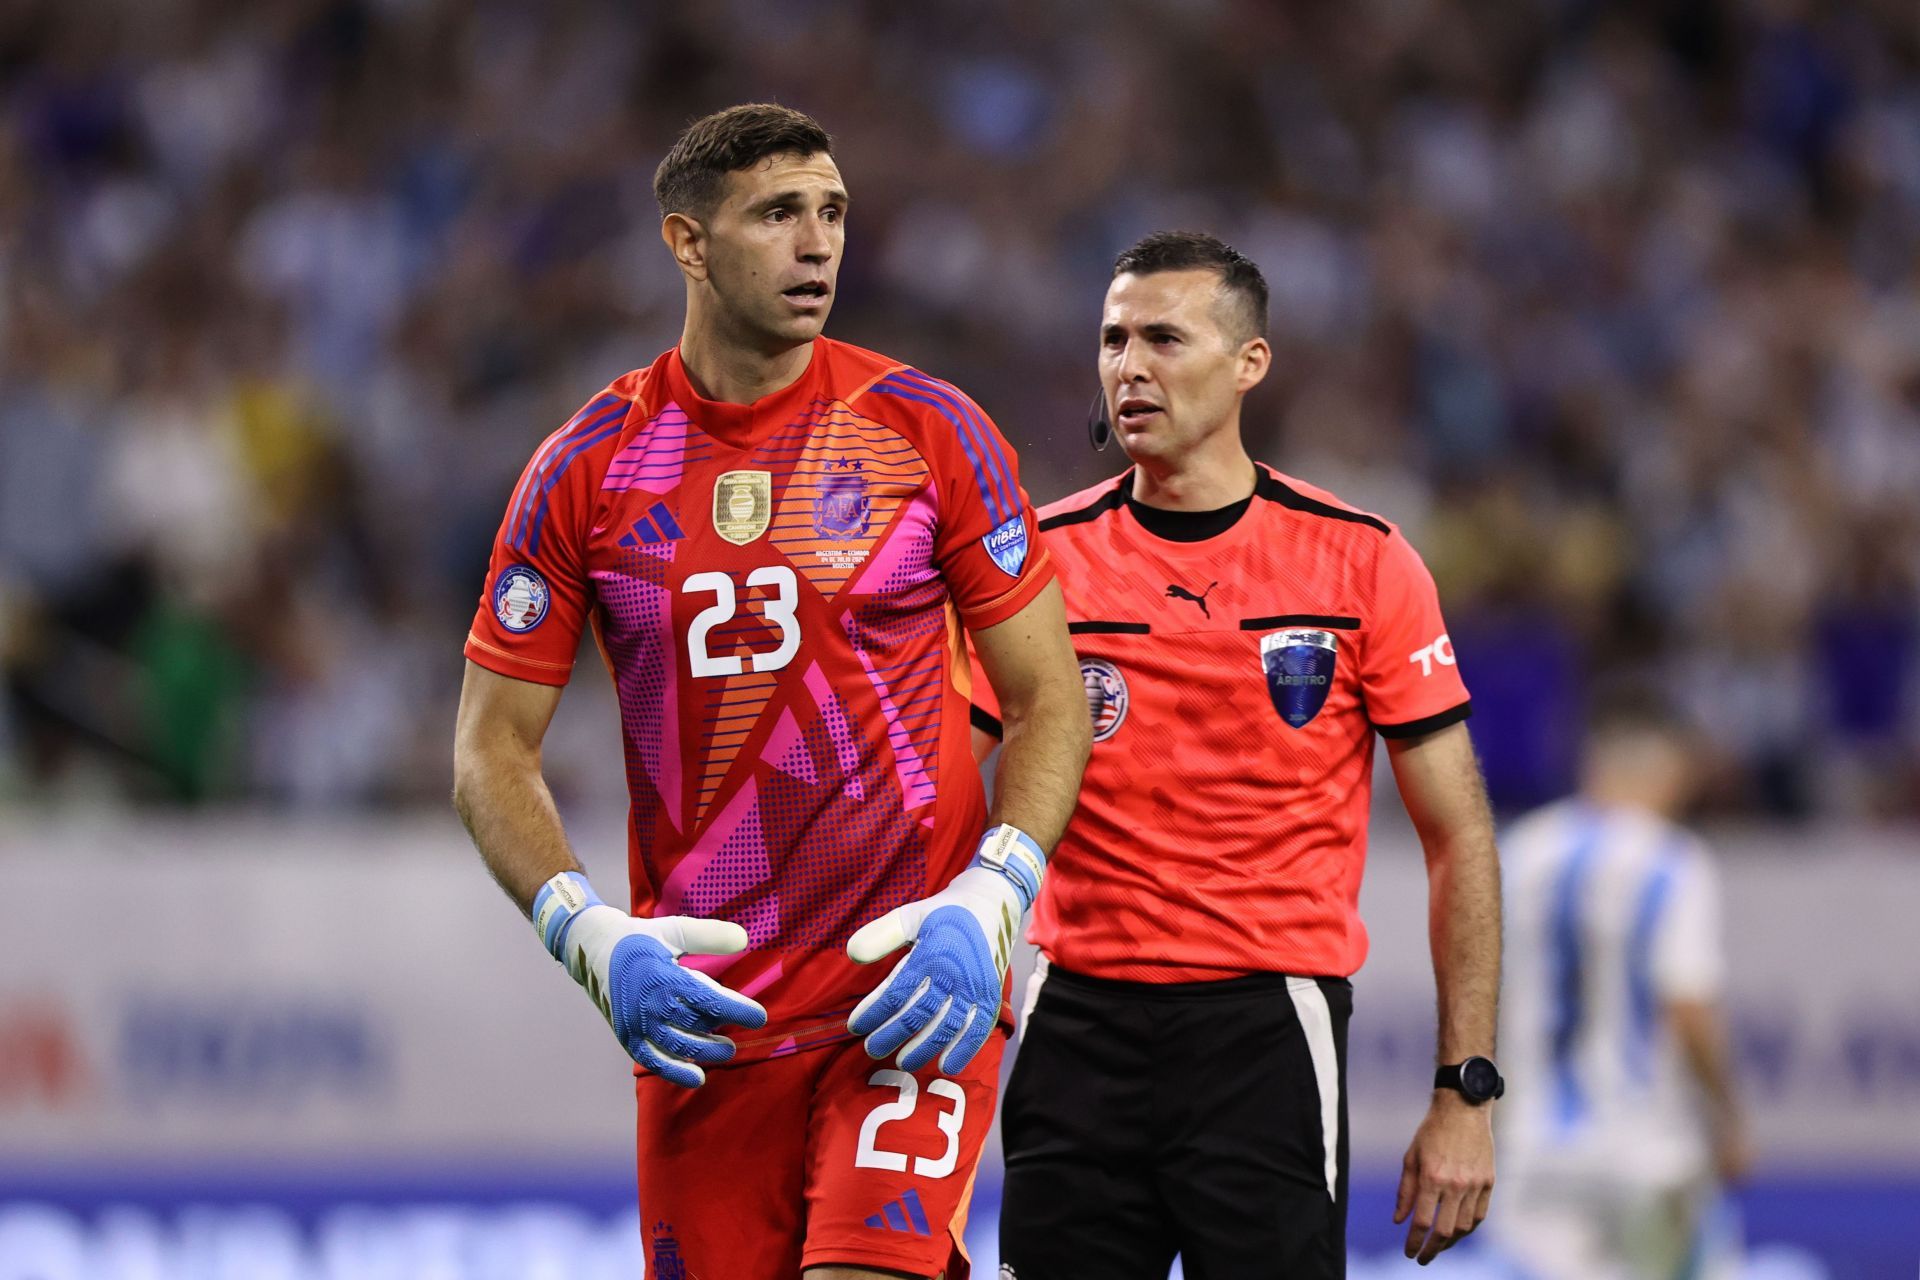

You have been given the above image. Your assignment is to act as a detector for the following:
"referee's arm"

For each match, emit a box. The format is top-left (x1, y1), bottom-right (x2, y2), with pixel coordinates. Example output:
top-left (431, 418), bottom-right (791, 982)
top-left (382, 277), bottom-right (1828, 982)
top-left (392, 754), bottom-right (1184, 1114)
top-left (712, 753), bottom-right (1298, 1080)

top-left (1386, 721), bottom-right (1502, 1266)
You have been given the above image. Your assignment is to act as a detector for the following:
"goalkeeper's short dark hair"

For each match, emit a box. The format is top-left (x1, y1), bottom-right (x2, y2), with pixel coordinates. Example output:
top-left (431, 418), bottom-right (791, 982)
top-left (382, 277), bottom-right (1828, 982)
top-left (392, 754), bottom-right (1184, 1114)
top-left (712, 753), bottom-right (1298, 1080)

top-left (655, 104), bottom-right (834, 219)
top-left (1113, 230), bottom-right (1269, 343)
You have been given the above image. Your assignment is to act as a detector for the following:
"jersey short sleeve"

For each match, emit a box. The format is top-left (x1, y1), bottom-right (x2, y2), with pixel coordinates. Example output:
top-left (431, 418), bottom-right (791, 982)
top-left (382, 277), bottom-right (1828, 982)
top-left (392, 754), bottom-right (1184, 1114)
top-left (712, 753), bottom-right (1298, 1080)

top-left (905, 373), bottom-right (1054, 630)
top-left (1652, 849), bottom-right (1725, 1001)
top-left (464, 393), bottom-right (627, 686)
top-left (1361, 527), bottom-right (1471, 736)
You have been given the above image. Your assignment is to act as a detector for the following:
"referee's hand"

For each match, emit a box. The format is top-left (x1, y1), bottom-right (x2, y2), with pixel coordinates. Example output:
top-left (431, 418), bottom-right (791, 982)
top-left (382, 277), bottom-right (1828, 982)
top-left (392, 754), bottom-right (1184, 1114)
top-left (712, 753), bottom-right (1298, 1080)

top-left (1394, 1092), bottom-right (1495, 1265)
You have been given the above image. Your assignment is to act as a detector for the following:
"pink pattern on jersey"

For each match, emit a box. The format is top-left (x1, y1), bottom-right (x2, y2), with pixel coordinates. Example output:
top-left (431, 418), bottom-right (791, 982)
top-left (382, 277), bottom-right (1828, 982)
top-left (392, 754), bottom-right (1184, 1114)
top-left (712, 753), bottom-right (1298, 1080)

top-left (664, 778), bottom-right (781, 969)
top-left (761, 707), bottom-right (817, 785)
top-left (848, 482), bottom-right (939, 598)
top-left (845, 613), bottom-right (939, 811)
top-left (601, 403), bottom-right (691, 493)
top-left (800, 662), bottom-right (865, 801)
top-left (737, 960), bottom-right (785, 1000)
top-left (659, 775), bottom-right (755, 915)
top-left (593, 554), bottom-right (683, 833)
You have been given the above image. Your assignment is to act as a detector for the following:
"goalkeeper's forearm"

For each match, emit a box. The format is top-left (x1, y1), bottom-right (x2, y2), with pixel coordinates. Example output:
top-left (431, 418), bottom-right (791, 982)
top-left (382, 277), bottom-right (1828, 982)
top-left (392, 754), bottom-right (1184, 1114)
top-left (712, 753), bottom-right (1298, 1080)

top-left (988, 669), bottom-right (1092, 855)
top-left (452, 734), bottom-right (582, 915)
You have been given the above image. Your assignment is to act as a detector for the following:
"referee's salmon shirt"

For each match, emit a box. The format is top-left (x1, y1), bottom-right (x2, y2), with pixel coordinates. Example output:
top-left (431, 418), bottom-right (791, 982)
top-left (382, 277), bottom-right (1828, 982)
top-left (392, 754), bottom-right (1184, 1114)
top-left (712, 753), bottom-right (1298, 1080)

top-left (970, 463), bottom-right (1471, 984)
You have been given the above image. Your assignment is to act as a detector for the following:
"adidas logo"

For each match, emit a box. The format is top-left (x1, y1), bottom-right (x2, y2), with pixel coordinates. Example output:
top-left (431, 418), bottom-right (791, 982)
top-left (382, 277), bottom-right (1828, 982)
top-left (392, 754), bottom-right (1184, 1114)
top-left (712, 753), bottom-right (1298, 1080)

top-left (618, 500), bottom-right (686, 548)
top-left (864, 1188), bottom-right (932, 1236)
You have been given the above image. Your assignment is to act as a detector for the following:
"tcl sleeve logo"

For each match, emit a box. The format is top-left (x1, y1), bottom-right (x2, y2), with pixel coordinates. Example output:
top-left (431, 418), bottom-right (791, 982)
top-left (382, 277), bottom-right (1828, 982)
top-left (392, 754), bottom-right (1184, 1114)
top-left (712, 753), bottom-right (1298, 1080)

top-left (1408, 633), bottom-right (1455, 677)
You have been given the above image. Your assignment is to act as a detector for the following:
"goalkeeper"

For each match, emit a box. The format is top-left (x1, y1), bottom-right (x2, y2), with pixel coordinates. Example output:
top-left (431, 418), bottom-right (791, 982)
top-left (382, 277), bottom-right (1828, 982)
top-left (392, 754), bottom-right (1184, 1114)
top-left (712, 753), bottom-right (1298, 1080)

top-left (452, 102), bottom-right (1089, 1280)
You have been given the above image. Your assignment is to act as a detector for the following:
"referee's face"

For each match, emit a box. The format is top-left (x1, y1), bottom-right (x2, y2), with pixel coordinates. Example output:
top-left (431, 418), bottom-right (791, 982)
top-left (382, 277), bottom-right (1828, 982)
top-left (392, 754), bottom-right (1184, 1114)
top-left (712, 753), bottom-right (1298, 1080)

top-left (1100, 269), bottom-right (1267, 466)
top-left (687, 151), bottom-right (848, 350)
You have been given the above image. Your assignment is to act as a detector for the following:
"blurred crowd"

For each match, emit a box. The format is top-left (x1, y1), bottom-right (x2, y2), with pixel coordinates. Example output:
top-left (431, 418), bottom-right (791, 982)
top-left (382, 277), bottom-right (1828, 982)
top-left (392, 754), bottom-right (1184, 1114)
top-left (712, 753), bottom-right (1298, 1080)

top-left (2, 0), bottom-right (1917, 818)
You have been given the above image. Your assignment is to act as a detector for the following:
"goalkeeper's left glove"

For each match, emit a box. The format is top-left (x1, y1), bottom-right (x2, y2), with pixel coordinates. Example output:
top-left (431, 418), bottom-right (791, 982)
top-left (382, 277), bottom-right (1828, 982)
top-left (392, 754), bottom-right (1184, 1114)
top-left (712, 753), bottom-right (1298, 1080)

top-left (846, 824), bottom-right (1045, 1074)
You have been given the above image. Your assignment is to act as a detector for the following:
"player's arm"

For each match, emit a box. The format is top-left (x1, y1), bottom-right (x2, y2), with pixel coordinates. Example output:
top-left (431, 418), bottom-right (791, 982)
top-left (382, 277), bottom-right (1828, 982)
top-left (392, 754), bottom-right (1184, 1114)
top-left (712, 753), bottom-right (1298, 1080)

top-left (847, 587), bottom-right (1090, 1076)
top-left (1671, 998), bottom-right (1751, 1183)
top-left (967, 638), bottom-right (1007, 765)
top-left (452, 660), bottom-right (578, 909)
top-left (1659, 852), bottom-right (1748, 1183)
top-left (458, 391), bottom-right (770, 1088)
top-left (1386, 721), bottom-right (1501, 1265)
top-left (844, 378), bottom-right (1090, 1075)
top-left (452, 661), bottom-right (766, 1087)
top-left (969, 579), bottom-right (1090, 849)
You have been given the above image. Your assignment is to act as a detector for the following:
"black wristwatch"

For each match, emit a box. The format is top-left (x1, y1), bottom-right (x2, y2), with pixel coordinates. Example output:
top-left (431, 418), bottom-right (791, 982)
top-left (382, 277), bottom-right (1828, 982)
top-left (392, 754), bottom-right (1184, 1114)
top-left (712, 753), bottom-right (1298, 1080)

top-left (1435, 1057), bottom-right (1505, 1104)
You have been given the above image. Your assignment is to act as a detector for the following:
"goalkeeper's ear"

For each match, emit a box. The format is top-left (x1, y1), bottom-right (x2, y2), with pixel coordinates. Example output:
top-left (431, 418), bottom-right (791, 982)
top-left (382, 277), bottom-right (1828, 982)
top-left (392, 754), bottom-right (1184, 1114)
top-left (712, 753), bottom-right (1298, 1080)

top-left (661, 212), bottom-right (710, 283)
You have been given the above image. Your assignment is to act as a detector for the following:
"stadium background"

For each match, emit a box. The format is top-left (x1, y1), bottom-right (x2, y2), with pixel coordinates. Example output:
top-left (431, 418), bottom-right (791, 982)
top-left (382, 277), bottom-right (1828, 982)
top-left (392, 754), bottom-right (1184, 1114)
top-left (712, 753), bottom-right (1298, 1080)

top-left (1, 0), bottom-right (1917, 1275)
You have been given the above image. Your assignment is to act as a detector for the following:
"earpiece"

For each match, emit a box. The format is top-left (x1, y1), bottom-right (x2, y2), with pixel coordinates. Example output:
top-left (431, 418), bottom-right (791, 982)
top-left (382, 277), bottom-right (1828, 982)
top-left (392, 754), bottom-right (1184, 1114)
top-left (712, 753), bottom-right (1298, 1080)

top-left (1087, 389), bottom-right (1112, 452)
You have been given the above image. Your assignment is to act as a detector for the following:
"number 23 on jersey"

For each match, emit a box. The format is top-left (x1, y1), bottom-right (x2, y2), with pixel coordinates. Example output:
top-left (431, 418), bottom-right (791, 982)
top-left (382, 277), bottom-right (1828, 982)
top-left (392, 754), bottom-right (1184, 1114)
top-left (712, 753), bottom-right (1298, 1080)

top-left (683, 566), bottom-right (802, 678)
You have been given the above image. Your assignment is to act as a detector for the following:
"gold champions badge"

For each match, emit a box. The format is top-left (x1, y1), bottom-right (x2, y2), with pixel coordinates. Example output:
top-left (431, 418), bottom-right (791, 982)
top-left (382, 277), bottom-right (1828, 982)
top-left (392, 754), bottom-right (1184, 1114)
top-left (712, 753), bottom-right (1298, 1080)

top-left (712, 470), bottom-right (773, 545)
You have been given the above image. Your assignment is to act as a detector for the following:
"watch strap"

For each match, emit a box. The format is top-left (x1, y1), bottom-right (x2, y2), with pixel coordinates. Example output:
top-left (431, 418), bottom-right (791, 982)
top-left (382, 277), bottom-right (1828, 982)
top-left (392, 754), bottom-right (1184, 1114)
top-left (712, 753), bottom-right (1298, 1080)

top-left (1434, 1058), bottom-right (1505, 1102)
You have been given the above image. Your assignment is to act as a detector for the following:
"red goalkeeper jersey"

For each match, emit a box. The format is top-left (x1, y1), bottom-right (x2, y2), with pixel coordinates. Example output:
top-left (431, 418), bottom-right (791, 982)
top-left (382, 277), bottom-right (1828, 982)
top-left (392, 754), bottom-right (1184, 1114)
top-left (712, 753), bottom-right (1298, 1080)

top-left (972, 466), bottom-right (1469, 981)
top-left (466, 338), bottom-right (1053, 1061)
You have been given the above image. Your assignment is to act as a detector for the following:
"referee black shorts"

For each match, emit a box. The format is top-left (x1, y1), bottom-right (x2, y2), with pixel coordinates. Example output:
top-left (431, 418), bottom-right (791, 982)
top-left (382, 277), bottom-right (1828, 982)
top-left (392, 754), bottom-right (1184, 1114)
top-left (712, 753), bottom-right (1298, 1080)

top-left (998, 960), bottom-right (1352, 1280)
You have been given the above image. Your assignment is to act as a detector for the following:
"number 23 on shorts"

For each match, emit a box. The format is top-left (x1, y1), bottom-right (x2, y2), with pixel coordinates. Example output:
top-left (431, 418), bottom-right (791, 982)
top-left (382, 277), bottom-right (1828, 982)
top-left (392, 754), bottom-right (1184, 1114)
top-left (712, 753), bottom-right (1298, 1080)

top-left (805, 1033), bottom-right (1006, 1264)
top-left (855, 1069), bottom-right (967, 1178)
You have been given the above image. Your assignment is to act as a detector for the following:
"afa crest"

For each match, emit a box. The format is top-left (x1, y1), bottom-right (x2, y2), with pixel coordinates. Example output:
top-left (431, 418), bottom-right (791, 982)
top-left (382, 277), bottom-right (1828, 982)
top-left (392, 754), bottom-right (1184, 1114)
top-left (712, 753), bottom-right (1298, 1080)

top-left (650, 1221), bottom-right (686, 1280)
top-left (814, 470), bottom-right (870, 539)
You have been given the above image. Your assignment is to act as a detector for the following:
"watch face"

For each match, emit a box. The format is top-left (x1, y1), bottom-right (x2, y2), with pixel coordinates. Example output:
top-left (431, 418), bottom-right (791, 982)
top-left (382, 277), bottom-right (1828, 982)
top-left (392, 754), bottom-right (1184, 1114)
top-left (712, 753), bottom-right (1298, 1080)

top-left (1462, 1057), bottom-right (1500, 1100)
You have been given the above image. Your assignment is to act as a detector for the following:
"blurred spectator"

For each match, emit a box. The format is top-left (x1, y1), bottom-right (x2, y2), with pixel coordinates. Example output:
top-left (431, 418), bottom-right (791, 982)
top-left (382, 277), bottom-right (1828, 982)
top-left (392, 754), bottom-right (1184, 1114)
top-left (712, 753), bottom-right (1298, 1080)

top-left (2, 0), bottom-right (1917, 817)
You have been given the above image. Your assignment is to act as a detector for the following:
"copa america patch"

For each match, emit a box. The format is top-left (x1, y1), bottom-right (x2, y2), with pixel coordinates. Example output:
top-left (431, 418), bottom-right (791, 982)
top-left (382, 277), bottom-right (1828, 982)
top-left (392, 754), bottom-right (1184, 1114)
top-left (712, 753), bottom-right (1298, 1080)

top-left (493, 564), bottom-right (551, 633)
top-left (1080, 657), bottom-right (1129, 741)
top-left (1260, 628), bottom-right (1337, 729)
top-left (982, 515), bottom-right (1028, 576)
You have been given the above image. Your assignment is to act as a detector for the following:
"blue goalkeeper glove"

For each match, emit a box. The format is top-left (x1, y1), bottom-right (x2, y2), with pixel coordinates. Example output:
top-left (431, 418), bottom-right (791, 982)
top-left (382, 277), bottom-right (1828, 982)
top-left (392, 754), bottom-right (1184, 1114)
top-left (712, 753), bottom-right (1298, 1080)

top-left (846, 825), bottom-right (1046, 1074)
top-left (533, 871), bottom-right (768, 1088)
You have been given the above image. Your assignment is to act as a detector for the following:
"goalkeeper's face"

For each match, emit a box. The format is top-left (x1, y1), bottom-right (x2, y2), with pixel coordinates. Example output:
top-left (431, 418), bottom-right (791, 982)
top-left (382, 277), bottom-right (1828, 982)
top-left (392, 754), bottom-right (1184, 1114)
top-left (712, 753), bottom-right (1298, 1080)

top-left (1099, 270), bottom-right (1270, 467)
top-left (692, 151), bottom-right (847, 349)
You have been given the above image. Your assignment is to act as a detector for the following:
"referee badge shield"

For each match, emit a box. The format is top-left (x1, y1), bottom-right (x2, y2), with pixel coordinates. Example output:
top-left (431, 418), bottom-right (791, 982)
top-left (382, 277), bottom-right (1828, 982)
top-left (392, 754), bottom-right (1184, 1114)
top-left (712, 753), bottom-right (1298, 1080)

top-left (712, 470), bottom-right (772, 545)
top-left (1261, 629), bottom-right (1337, 729)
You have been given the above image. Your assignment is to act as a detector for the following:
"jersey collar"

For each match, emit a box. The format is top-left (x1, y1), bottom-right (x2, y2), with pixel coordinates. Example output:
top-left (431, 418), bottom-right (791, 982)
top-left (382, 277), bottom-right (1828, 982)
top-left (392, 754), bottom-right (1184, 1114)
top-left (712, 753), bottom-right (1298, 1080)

top-left (664, 341), bottom-right (824, 451)
top-left (1122, 464), bottom-right (1264, 551)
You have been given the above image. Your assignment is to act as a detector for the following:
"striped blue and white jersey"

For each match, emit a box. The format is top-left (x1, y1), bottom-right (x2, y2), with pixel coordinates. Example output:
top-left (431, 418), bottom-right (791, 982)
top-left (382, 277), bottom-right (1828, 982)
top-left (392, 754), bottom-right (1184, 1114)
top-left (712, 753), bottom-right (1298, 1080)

top-left (1498, 799), bottom-right (1724, 1184)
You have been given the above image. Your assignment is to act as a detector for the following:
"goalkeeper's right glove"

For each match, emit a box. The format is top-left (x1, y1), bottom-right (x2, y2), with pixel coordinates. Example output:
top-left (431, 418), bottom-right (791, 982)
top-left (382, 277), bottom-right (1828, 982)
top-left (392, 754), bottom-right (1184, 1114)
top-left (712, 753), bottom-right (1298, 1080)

top-left (532, 871), bottom-right (768, 1088)
top-left (845, 824), bottom-right (1045, 1074)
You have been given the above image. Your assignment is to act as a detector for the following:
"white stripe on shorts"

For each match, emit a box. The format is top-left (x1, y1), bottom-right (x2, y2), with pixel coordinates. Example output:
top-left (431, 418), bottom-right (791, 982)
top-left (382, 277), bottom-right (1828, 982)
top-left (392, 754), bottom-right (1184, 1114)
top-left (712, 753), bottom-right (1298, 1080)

top-left (1287, 975), bottom-right (1340, 1201)
top-left (1017, 953), bottom-right (1051, 1041)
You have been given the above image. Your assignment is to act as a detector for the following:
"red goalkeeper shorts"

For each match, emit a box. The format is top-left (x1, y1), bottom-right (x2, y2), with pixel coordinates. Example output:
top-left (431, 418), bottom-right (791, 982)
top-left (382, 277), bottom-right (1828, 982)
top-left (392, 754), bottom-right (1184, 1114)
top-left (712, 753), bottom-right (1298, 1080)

top-left (635, 1028), bottom-right (1006, 1279)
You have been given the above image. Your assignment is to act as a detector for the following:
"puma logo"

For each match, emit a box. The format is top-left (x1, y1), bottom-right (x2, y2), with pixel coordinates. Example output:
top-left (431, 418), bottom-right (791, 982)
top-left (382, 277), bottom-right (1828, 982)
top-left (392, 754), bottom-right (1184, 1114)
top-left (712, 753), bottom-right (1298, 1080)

top-left (1166, 581), bottom-right (1218, 618)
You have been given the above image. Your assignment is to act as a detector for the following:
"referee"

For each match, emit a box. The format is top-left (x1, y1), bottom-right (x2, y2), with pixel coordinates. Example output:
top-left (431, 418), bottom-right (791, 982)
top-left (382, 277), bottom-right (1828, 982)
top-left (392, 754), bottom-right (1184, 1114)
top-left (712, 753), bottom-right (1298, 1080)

top-left (971, 232), bottom-right (1503, 1277)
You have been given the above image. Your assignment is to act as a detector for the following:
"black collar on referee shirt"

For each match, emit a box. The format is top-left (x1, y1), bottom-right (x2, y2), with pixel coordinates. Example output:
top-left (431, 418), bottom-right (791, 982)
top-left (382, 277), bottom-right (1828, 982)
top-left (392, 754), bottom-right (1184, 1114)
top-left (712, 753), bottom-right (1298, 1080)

top-left (1125, 473), bottom-right (1254, 542)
